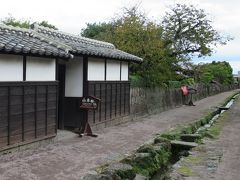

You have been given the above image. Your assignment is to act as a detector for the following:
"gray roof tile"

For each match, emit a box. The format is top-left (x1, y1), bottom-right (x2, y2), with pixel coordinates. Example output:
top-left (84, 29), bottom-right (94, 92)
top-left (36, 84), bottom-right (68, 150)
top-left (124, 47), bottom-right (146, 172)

top-left (0, 24), bottom-right (143, 62)
top-left (0, 24), bottom-right (72, 58)
top-left (32, 24), bottom-right (143, 62)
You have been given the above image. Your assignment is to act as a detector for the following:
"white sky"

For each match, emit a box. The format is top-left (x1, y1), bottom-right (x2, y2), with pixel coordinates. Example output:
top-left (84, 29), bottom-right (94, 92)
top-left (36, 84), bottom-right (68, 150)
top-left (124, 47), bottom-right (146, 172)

top-left (1, 0), bottom-right (240, 73)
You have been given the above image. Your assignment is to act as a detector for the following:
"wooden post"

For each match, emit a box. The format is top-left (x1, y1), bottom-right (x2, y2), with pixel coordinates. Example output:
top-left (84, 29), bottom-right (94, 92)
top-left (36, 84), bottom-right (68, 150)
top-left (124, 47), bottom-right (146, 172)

top-left (22, 86), bottom-right (25, 141)
top-left (7, 86), bottom-right (10, 145)
top-left (82, 55), bottom-right (89, 129)
top-left (45, 85), bottom-right (48, 136)
top-left (34, 86), bottom-right (37, 138)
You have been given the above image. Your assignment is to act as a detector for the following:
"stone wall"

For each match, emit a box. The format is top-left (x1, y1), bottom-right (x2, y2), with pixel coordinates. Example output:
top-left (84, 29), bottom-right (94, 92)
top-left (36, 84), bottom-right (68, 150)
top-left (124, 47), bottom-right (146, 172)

top-left (91, 83), bottom-right (239, 130)
top-left (130, 84), bottom-right (239, 116)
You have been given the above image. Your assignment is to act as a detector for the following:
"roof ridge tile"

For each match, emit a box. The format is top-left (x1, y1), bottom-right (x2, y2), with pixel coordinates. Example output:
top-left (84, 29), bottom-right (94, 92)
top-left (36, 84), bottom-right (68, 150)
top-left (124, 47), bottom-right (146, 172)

top-left (31, 23), bottom-right (116, 49)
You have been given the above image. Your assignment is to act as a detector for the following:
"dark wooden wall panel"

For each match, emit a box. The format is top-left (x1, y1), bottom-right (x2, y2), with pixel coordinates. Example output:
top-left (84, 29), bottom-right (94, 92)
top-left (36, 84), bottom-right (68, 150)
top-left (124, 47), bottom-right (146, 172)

top-left (0, 82), bottom-right (58, 150)
top-left (87, 81), bottom-right (130, 125)
top-left (63, 97), bottom-right (83, 128)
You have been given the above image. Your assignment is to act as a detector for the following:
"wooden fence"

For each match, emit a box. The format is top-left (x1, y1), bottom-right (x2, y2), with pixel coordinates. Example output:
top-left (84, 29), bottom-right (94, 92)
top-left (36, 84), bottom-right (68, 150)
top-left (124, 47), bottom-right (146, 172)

top-left (0, 82), bottom-right (58, 150)
top-left (87, 81), bottom-right (130, 125)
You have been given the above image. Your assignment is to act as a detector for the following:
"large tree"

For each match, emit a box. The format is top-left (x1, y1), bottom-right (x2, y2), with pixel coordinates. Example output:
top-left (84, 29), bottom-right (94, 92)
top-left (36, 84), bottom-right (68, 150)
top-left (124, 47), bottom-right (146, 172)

top-left (82, 7), bottom-right (180, 87)
top-left (82, 4), bottom-right (232, 87)
top-left (162, 4), bottom-right (231, 58)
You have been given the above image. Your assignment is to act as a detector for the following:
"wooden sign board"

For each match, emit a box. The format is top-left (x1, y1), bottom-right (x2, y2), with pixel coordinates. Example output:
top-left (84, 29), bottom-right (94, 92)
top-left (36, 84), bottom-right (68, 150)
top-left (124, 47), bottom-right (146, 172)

top-left (79, 96), bottom-right (101, 110)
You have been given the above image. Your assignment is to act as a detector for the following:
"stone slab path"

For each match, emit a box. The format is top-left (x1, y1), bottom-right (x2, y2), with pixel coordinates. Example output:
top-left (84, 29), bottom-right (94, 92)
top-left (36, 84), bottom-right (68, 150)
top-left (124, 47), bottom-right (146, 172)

top-left (213, 96), bottom-right (240, 179)
top-left (0, 90), bottom-right (239, 180)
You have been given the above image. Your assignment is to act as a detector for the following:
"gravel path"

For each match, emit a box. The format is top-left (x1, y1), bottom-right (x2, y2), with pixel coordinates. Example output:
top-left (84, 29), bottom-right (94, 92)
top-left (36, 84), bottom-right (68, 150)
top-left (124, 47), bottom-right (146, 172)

top-left (0, 90), bottom-right (238, 180)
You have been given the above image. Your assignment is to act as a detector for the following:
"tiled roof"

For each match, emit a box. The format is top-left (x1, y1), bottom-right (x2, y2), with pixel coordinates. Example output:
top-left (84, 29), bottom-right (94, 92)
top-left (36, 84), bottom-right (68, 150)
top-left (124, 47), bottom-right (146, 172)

top-left (0, 24), bottom-right (72, 58)
top-left (32, 24), bottom-right (143, 62)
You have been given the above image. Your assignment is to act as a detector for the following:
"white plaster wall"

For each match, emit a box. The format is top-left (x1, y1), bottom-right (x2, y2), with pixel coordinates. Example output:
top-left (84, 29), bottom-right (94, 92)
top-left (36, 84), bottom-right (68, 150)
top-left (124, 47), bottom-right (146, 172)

top-left (0, 54), bottom-right (23, 81)
top-left (121, 62), bottom-right (129, 81)
top-left (106, 60), bottom-right (120, 81)
top-left (65, 57), bottom-right (83, 97)
top-left (88, 57), bottom-right (105, 81)
top-left (26, 57), bottom-right (55, 81)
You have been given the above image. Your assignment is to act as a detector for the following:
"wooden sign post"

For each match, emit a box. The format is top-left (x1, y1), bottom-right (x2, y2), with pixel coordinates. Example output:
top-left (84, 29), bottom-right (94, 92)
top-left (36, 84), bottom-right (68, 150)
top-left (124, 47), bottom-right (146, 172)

top-left (79, 96), bottom-right (101, 137)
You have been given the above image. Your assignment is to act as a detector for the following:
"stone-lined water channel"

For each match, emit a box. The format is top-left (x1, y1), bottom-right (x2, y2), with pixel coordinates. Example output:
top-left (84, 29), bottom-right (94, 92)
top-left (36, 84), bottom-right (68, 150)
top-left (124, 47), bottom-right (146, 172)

top-left (152, 93), bottom-right (239, 180)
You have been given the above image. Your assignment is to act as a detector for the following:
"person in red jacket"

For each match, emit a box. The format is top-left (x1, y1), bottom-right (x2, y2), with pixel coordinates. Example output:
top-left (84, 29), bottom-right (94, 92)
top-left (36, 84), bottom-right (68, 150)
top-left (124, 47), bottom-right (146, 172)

top-left (181, 85), bottom-right (197, 106)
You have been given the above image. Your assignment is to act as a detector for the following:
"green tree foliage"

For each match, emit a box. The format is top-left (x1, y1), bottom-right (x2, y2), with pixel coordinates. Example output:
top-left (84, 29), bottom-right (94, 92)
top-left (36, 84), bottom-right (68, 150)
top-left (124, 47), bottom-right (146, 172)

top-left (1, 15), bottom-right (58, 30)
top-left (38, 21), bottom-right (58, 30)
top-left (2, 16), bottom-right (31, 28)
top-left (81, 4), bottom-right (231, 87)
top-left (162, 4), bottom-right (231, 58)
top-left (198, 61), bottom-right (233, 85)
top-left (82, 7), bottom-right (180, 87)
top-left (81, 22), bottom-right (114, 40)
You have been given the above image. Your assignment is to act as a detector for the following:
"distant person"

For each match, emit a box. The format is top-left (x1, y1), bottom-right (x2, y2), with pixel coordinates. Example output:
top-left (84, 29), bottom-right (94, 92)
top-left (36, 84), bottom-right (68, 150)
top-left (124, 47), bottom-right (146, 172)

top-left (181, 85), bottom-right (197, 106)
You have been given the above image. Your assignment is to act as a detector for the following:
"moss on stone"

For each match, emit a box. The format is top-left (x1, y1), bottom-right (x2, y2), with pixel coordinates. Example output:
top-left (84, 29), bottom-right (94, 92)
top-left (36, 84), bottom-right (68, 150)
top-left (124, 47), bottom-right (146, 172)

top-left (177, 166), bottom-right (194, 176)
top-left (202, 115), bottom-right (227, 139)
top-left (131, 149), bottom-right (171, 177)
top-left (95, 164), bottom-right (109, 173)
top-left (137, 144), bottom-right (157, 156)
top-left (120, 141), bottom-right (171, 178)
top-left (185, 155), bottom-right (202, 164)
top-left (181, 125), bottom-right (194, 134)
top-left (104, 163), bottom-right (135, 180)
top-left (115, 169), bottom-right (135, 179)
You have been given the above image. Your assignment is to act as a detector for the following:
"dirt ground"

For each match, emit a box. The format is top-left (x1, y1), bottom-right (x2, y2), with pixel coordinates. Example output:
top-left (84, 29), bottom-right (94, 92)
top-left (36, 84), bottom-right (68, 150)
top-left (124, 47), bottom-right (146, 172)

top-left (170, 93), bottom-right (240, 180)
top-left (0, 90), bottom-right (238, 180)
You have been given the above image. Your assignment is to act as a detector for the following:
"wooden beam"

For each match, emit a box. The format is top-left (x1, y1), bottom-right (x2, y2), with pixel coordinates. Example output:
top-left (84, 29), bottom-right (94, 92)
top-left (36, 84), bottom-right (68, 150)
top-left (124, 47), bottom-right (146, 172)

top-left (22, 86), bottom-right (25, 141)
top-left (7, 87), bottom-right (10, 145)
top-left (83, 55), bottom-right (89, 126)
top-left (83, 56), bottom-right (88, 96)
top-left (45, 85), bottom-right (48, 136)
top-left (124, 83), bottom-right (126, 114)
top-left (115, 83), bottom-right (117, 117)
top-left (55, 84), bottom-right (58, 133)
top-left (104, 58), bottom-right (107, 81)
top-left (120, 83), bottom-right (122, 115)
top-left (110, 83), bottom-right (112, 119)
top-left (105, 83), bottom-right (107, 120)
top-left (34, 86), bottom-right (37, 139)
top-left (120, 61), bottom-right (122, 81)
top-left (93, 83), bottom-right (96, 123)
top-left (23, 55), bottom-right (26, 81)
top-left (99, 83), bottom-right (102, 122)
top-left (128, 62), bottom-right (130, 81)
top-left (55, 58), bottom-right (58, 81)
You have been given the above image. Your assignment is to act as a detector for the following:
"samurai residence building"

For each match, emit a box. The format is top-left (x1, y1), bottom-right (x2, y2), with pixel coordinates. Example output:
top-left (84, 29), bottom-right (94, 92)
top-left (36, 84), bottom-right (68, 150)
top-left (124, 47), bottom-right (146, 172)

top-left (0, 24), bottom-right (142, 151)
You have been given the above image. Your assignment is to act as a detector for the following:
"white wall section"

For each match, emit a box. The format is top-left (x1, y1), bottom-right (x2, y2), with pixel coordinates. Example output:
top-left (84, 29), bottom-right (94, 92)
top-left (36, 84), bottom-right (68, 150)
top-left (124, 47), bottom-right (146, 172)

top-left (121, 62), bottom-right (129, 81)
top-left (26, 56), bottom-right (56, 81)
top-left (0, 54), bottom-right (23, 81)
top-left (65, 57), bottom-right (83, 97)
top-left (106, 60), bottom-right (120, 81)
top-left (88, 57), bottom-right (105, 81)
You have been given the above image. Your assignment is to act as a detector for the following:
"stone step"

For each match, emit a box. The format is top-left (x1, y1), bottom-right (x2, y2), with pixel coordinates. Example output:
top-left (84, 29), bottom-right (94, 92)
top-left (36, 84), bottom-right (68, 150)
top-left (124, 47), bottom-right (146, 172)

top-left (218, 107), bottom-right (229, 111)
top-left (180, 134), bottom-right (201, 142)
top-left (171, 140), bottom-right (198, 150)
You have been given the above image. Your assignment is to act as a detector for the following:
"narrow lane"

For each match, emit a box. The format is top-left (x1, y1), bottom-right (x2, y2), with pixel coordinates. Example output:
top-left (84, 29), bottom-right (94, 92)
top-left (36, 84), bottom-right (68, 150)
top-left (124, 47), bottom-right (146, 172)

top-left (0, 90), bottom-right (239, 180)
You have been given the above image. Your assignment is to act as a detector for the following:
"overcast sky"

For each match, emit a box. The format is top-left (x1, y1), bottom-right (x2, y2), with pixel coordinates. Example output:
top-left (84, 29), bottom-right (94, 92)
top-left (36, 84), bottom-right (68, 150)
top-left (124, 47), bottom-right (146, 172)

top-left (1, 0), bottom-right (239, 73)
